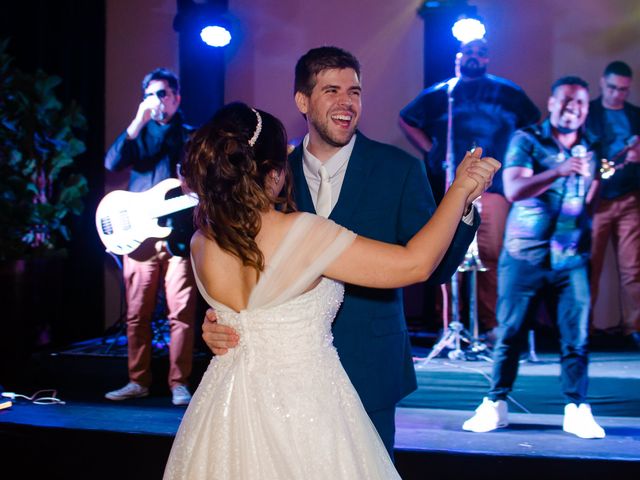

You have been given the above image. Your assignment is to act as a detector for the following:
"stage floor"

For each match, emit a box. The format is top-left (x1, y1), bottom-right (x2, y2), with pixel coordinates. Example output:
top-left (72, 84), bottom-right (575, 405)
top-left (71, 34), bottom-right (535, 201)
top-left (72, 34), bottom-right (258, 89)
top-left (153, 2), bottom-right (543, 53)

top-left (396, 407), bottom-right (640, 461)
top-left (2, 400), bottom-right (639, 459)
top-left (402, 350), bottom-right (640, 417)
top-left (2, 342), bottom-right (639, 479)
top-left (1, 399), bottom-right (639, 479)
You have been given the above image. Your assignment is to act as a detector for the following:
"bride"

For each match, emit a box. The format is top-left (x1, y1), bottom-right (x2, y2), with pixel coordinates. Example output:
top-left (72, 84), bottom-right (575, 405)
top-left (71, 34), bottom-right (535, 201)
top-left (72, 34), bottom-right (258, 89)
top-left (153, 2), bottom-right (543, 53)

top-left (163, 102), bottom-right (499, 479)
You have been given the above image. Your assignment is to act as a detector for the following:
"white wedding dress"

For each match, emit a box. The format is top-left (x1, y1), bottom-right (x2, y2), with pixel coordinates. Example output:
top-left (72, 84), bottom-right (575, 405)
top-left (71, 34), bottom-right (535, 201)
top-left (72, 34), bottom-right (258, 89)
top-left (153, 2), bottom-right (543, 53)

top-left (163, 213), bottom-right (400, 479)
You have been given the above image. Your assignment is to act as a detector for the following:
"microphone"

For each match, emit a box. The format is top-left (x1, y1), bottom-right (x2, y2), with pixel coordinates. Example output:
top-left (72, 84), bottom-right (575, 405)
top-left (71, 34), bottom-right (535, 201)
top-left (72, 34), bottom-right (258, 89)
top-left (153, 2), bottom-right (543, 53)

top-left (570, 145), bottom-right (587, 197)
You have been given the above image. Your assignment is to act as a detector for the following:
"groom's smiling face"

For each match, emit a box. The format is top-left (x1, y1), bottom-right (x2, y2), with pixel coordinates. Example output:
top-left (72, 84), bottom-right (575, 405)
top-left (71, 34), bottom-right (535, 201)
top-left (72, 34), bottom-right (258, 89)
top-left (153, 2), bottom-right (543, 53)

top-left (296, 67), bottom-right (362, 149)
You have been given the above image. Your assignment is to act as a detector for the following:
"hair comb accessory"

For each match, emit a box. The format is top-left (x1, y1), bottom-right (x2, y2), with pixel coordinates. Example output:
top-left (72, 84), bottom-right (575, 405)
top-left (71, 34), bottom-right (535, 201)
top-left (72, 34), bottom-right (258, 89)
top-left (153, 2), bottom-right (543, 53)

top-left (248, 108), bottom-right (262, 147)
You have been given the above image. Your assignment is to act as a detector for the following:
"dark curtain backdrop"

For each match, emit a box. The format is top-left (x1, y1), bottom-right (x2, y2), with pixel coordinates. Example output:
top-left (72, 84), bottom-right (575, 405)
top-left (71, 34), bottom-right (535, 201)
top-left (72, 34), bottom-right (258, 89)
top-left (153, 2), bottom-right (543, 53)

top-left (1, 1), bottom-right (106, 347)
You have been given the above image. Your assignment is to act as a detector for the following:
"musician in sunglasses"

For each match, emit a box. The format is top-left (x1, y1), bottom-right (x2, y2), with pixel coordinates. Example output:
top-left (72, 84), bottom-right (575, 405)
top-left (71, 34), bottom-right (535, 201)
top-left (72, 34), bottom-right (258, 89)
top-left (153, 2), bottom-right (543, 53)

top-left (586, 60), bottom-right (640, 349)
top-left (104, 68), bottom-right (197, 406)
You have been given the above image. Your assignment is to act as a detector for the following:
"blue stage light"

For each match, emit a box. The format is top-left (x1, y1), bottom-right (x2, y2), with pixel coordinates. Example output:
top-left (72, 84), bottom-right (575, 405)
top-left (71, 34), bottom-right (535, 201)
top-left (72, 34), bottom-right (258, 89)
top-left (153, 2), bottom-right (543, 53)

top-left (451, 17), bottom-right (486, 43)
top-left (200, 25), bottom-right (232, 47)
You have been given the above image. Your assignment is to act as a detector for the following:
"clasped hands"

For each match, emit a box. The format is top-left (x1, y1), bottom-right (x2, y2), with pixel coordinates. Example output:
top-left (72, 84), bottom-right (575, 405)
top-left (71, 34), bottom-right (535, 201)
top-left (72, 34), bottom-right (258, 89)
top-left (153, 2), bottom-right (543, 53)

top-left (453, 147), bottom-right (501, 208)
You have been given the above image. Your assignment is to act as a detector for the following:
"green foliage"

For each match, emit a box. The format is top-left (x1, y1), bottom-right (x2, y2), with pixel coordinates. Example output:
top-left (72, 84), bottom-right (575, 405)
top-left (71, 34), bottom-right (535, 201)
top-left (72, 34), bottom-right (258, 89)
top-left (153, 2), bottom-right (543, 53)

top-left (0, 39), bottom-right (88, 260)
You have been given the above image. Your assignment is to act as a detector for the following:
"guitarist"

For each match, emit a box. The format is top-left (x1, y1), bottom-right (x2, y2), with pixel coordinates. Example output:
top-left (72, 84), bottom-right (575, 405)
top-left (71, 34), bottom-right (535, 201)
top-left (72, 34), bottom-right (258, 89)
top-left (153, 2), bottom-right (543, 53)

top-left (104, 68), bottom-right (197, 405)
top-left (586, 61), bottom-right (640, 348)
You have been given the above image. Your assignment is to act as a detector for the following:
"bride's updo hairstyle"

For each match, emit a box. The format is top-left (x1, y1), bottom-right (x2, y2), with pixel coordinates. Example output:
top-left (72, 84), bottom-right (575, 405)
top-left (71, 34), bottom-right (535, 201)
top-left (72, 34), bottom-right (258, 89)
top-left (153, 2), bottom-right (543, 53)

top-left (182, 102), bottom-right (295, 273)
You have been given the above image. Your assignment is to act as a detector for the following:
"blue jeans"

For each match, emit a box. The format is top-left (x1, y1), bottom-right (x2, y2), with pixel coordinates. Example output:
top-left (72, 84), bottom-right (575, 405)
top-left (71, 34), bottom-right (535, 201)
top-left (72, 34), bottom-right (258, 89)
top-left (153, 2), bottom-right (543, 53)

top-left (488, 252), bottom-right (590, 404)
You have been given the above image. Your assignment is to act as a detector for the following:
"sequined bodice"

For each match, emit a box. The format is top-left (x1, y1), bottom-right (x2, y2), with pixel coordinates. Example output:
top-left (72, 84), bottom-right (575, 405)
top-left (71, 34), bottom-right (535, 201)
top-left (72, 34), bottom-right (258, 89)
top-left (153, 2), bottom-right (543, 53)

top-left (209, 278), bottom-right (344, 369)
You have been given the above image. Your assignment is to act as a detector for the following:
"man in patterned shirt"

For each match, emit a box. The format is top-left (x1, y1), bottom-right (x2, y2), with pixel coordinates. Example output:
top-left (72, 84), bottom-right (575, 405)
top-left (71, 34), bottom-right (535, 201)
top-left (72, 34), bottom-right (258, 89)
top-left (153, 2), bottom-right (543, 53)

top-left (462, 76), bottom-right (606, 439)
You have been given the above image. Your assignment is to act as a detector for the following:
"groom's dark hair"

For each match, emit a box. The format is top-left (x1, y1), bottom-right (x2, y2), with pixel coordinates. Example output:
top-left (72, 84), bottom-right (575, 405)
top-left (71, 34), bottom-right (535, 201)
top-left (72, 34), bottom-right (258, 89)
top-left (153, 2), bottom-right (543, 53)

top-left (294, 46), bottom-right (361, 97)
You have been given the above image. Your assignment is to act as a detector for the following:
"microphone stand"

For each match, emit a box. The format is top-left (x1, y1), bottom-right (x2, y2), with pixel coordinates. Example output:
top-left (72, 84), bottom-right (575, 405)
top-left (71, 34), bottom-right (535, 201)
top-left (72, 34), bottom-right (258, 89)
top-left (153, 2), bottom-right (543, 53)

top-left (422, 78), bottom-right (490, 363)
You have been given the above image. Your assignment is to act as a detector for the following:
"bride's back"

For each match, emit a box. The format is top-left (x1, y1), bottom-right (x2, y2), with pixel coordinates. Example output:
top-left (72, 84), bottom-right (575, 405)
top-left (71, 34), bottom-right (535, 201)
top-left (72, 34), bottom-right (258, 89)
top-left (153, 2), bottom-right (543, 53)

top-left (190, 211), bottom-right (302, 312)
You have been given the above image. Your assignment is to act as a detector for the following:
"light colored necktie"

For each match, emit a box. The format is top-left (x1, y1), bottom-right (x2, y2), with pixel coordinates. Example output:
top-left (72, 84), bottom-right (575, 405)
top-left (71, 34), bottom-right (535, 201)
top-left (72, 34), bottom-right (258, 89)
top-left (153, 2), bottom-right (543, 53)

top-left (316, 165), bottom-right (332, 218)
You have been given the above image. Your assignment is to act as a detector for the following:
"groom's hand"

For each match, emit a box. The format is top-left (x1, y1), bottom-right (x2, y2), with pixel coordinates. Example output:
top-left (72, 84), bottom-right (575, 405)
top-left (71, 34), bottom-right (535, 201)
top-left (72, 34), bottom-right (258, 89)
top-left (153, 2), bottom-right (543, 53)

top-left (202, 308), bottom-right (239, 355)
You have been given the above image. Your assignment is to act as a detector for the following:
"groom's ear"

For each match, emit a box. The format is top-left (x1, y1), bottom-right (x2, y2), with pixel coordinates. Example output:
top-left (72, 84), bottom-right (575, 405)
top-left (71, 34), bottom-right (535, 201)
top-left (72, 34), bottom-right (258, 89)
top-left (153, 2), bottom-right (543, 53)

top-left (294, 91), bottom-right (309, 115)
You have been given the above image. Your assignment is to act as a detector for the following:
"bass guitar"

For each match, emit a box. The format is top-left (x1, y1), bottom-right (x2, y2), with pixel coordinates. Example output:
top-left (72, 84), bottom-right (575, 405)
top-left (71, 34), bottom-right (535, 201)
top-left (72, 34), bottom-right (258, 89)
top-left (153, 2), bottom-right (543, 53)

top-left (95, 178), bottom-right (198, 255)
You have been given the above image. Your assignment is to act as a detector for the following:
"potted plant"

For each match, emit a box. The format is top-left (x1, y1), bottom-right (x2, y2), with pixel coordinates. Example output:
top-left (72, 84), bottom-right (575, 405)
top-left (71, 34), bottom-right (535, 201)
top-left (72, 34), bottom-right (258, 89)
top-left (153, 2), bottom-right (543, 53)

top-left (0, 39), bottom-right (89, 385)
top-left (0, 39), bottom-right (88, 260)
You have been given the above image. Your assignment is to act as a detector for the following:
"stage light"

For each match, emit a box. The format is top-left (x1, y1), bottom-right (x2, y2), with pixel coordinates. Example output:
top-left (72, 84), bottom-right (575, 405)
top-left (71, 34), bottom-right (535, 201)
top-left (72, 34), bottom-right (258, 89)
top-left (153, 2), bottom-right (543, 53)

top-left (174, 0), bottom-right (232, 125)
top-left (174, 1), bottom-right (234, 48)
top-left (200, 25), bottom-right (232, 47)
top-left (451, 17), bottom-right (486, 43)
top-left (419, 1), bottom-right (486, 85)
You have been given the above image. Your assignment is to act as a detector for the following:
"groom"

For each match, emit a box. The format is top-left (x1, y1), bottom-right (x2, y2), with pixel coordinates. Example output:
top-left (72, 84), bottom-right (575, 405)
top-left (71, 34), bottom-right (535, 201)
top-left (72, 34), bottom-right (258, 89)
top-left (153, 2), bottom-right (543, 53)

top-left (202, 46), bottom-right (478, 456)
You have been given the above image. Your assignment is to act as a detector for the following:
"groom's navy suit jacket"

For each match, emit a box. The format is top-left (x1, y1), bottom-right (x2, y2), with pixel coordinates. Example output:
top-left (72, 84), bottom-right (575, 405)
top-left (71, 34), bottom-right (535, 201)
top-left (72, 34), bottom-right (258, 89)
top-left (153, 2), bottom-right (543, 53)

top-left (289, 132), bottom-right (478, 414)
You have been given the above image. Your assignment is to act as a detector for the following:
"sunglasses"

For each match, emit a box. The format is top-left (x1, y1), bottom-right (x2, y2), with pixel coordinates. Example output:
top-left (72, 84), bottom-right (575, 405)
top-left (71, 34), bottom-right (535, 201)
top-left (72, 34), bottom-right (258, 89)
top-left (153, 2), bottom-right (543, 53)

top-left (605, 83), bottom-right (630, 93)
top-left (144, 89), bottom-right (170, 100)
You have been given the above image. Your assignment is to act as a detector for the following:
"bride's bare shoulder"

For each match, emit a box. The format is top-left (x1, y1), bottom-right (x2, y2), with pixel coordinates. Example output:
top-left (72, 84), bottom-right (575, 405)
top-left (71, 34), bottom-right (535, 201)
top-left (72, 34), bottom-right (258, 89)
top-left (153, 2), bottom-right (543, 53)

top-left (190, 229), bottom-right (206, 250)
top-left (190, 229), bottom-right (221, 257)
top-left (284, 211), bottom-right (306, 223)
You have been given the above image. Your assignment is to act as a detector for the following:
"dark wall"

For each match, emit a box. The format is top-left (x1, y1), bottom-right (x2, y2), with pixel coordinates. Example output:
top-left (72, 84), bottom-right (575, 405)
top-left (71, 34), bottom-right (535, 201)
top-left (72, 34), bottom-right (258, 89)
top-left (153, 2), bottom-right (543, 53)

top-left (1, 1), bottom-right (107, 347)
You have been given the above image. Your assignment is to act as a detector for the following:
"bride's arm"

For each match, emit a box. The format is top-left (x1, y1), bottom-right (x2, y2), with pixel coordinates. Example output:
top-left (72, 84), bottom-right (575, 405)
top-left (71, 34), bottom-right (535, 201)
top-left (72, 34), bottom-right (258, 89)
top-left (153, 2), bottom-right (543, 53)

top-left (323, 148), bottom-right (500, 288)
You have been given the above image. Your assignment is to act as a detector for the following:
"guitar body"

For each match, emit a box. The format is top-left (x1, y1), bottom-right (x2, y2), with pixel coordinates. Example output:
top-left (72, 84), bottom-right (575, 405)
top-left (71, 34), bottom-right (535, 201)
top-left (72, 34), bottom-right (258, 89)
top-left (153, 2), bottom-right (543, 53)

top-left (600, 134), bottom-right (640, 179)
top-left (96, 178), bottom-right (197, 255)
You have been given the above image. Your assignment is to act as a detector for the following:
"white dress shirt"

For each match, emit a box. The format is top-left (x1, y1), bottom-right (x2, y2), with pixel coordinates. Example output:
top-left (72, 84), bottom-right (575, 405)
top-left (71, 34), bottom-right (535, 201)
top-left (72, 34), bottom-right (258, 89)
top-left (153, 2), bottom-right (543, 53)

top-left (302, 133), bottom-right (356, 216)
top-left (301, 132), bottom-right (475, 224)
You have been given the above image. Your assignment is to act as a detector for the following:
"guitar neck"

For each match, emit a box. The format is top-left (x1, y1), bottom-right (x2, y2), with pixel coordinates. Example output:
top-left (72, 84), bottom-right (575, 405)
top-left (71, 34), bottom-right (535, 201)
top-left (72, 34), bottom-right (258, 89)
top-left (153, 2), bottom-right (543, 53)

top-left (151, 194), bottom-right (198, 218)
top-left (610, 136), bottom-right (639, 164)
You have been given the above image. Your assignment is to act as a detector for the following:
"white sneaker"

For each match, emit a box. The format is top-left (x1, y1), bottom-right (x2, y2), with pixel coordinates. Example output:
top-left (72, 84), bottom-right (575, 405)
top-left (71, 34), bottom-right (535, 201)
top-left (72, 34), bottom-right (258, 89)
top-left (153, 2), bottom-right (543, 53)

top-left (462, 397), bottom-right (509, 433)
top-left (105, 382), bottom-right (149, 401)
top-left (563, 403), bottom-right (606, 439)
top-left (171, 385), bottom-right (192, 406)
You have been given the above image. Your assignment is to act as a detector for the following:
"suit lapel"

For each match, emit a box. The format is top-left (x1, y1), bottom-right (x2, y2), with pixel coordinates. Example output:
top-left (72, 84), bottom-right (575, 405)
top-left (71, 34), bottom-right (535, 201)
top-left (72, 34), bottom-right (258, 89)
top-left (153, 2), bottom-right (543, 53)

top-left (330, 133), bottom-right (373, 227)
top-left (625, 102), bottom-right (640, 133)
top-left (589, 100), bottom-right (605, 136)
top-left (289, 145), bottom-right (316, 214)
